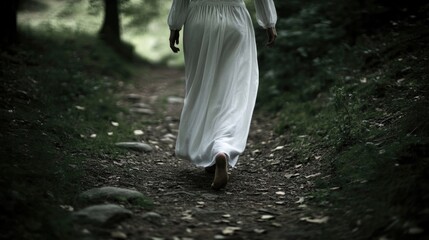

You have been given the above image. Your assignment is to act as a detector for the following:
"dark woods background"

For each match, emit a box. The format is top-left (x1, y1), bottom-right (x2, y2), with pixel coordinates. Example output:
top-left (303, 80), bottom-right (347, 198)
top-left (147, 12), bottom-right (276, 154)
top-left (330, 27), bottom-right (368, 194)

top-left (256, 0), bottom-right (428, 104)
top-left (1, 0), bottom-right (160, 58)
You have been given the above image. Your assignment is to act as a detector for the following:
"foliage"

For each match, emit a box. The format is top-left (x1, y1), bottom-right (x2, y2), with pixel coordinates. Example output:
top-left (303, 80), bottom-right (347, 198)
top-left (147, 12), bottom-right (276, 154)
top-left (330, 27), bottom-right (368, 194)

top-left (256, 0), bottom-right (429, 238)
top-left (87, 0), bottom-right (161, 33)
top-left (257, 0), bottom-right (428, 107)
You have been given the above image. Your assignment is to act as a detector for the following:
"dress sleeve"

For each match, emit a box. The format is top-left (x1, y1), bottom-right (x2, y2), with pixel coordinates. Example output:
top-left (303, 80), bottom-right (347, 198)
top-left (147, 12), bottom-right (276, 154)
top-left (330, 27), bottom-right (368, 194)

top-left (254, 0), bottom-right (277, 29)
top-left (168, 0), bottom-right (190, 31)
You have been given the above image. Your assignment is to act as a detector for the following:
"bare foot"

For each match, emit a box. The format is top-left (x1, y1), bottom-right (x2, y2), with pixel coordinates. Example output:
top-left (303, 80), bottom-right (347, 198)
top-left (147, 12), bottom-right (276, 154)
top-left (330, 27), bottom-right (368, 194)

top-left (211, 153), bottom-right (228, 190)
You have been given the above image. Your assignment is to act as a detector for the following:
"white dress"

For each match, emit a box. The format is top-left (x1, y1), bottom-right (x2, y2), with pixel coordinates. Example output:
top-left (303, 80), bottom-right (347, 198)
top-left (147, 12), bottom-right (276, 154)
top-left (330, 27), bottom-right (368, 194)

top-left (168, 0), bottom-right (277, 168)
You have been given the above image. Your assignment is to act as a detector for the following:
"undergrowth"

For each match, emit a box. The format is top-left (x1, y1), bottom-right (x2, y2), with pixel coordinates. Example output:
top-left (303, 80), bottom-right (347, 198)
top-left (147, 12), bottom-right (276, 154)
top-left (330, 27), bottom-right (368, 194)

top-left (261, 17), bottom-right (429, 239)
top-left (0, 27), bottom-right (140, 239)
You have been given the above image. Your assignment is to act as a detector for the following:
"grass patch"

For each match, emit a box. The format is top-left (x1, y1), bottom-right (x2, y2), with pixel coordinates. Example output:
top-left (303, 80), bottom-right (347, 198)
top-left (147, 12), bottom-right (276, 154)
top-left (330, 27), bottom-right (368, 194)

top-left (266, 20), bottom-right (429, 238)
top-left (0, 26), bottom-right (145, 239)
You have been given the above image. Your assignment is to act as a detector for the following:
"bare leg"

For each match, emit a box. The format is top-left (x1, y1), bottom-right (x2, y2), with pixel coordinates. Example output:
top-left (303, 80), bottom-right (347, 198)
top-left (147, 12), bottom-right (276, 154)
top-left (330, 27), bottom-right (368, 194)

top-left (211, 153), bottom-right (228, 190)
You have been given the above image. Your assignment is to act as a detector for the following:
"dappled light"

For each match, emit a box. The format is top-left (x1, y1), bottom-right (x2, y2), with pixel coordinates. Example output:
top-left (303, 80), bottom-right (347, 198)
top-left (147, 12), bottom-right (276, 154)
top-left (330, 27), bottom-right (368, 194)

top-left (18, 0), bottom-right (183, 65)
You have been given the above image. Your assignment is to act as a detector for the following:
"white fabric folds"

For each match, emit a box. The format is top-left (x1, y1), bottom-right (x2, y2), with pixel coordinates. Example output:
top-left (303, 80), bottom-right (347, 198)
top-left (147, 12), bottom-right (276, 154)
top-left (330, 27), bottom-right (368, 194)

top-left (168, 0), bottom-right (277, 167)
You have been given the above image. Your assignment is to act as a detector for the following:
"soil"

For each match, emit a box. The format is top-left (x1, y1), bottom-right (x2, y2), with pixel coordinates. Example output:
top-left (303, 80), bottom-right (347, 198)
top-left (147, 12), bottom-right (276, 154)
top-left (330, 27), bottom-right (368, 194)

top-left (81, 67), bottom-right (329, 240)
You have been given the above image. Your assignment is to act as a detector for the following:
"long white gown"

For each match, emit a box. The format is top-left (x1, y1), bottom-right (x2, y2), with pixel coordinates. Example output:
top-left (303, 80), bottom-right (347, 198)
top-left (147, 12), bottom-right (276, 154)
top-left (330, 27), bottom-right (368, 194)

top-left (168, 0), bottom-right (277, 168)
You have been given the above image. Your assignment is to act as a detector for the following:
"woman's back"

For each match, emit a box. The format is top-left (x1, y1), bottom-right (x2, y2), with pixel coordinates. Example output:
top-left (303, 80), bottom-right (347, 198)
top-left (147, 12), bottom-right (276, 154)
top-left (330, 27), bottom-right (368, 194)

top-left (168, 0), bottom-right (277, 190)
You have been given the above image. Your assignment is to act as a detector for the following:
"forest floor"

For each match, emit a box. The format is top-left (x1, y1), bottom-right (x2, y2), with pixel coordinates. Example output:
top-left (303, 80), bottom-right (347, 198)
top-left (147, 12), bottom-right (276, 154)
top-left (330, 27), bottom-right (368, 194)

top-left (79, 67), bottom-right (331, 240)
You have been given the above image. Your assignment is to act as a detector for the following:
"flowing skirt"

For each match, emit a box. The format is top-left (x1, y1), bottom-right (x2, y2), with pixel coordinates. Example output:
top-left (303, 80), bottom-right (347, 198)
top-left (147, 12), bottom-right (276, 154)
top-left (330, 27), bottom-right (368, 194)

top-left (175, 0), bottom-right (258, 168)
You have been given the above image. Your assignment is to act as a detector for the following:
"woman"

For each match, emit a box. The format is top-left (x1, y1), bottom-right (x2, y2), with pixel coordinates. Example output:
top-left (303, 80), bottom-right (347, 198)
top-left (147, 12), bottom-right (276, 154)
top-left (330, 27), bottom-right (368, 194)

top-left (168, 0), bottom-right (277, 190)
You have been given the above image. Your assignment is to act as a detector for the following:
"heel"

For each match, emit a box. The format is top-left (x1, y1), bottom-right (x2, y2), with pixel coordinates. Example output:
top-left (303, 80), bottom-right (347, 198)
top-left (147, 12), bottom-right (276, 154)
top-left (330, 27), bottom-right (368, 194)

top-left (211, 153), bottom-right (228, 190)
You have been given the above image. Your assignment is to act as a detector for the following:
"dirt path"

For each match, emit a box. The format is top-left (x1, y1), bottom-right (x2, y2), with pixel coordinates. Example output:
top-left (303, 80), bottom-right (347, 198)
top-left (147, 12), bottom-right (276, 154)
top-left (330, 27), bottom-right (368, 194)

top-left (82, 67), bottom-right (326, 240)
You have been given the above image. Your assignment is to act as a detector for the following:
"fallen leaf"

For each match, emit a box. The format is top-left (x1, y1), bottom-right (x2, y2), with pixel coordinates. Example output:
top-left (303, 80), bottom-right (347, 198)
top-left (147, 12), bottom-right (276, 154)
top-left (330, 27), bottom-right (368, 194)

top-left (305, 173), bottom-right (321, 179)
top-left (300, 216), bottom-right (329, 224)
top-left (275, 191), bottom-right (285, 196)
top-left (271, 146), bottom-right (284, 152)
top-left (181, 210), bottom-right (193, 220)
top-left (408, 227), bottom-right (424, 234)
top-left (214, 235), bottom-right (226, 240)
top-left (284, 173), bottom-right (300, 179)
top-left (113, 161), bottom-right (123, 166)
top-left (261, 215), bottom-right (275, 220)
top-left (222, 227), bottom-right (241, 235)
top-left (222, 214), bottom-right (231, 218)
top-left (111, 231), bottom-right (127, 239)
top-left (59, 205), bottom-right (74, 211)
top-left (254, 229), bottom-right (267, 234)
top-left (272, 222), bottom-right (282, 227)
top-left (295, 164), bottom-right (303, 168)
top-left (134, 130), bottom-right (144, 135)
top-left (295, 197), bottom-right (304, 204)
top-left (397, 78), bottom-right (405, 84)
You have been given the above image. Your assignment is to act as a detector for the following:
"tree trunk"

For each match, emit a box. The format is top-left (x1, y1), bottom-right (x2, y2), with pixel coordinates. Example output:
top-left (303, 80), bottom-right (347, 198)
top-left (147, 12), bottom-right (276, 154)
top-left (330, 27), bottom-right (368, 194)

top-left (1, 0), bottom-right (19, 47)
top-left (99, 0), bottom-right (121, 44)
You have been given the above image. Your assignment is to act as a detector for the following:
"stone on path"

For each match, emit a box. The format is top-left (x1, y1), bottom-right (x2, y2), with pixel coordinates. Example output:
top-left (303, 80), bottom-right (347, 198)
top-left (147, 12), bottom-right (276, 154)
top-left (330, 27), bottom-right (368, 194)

top-left (160, 133), bottom-right (176, 143)
top-left (80, 186), bottom-right (145, 203)
top-left (142, 212), bottom-right (162, 226)
top-left (132, 102), bottom-right (150, 108)
top-left (130, 108), bottom-right (154, 115)
top-left (115, 142), bottom-right (153, 152)
top-left (73, 204), bottom-right (132, 226)
top-left (124, 93), bottom-right (142, 102)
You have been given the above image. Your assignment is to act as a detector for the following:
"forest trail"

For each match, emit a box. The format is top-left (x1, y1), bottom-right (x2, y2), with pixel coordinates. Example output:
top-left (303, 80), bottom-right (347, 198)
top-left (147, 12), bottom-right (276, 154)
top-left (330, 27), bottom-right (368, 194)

top-left (80, 66), bottom-right (328, 240)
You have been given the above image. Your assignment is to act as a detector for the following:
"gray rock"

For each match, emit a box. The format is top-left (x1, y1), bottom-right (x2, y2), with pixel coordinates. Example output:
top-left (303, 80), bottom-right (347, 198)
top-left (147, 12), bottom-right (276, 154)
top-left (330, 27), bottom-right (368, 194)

top-left (73, 204), bottom-right (132, 226)
top-left (130, 108), bottom-right (154, 115)
top-left (80, 186), bottom-right (145, 203)
top-left (132, 102), bottom-right (150, 108)
top-left (142, 212), bottom-right (162, 225)
top-left (124, 93), bottom-right (142, 102)
top-left (115, 142), bottom-right (153, 152)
